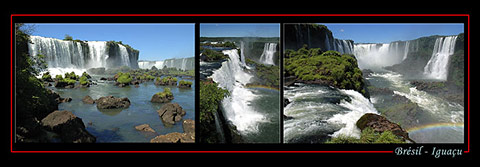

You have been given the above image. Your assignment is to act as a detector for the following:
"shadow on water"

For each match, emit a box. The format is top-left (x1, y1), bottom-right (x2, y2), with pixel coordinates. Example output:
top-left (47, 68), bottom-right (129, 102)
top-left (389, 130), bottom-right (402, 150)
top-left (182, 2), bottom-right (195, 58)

top-left (98, 108), bottom-right (125, 116)
top-left (86, 126), bottom-right (123, 143)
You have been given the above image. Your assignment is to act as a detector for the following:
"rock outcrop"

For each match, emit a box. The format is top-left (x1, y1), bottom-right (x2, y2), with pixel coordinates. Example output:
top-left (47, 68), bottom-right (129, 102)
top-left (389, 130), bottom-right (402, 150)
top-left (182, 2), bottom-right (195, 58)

top-left (150, 119), bottom-right (195, 143)
top-left (135, 124), bottom-right (156, 133)
top-left (156, 103), bottom-right (186, 125)
top-left (356, 113), bottom-right (415, 143)
top-left (96, 96), bottom-right (131, 109)
top-left (82, 95), bottom-right (95, 104)
top-left (40, 110), bottom-right (96, 143)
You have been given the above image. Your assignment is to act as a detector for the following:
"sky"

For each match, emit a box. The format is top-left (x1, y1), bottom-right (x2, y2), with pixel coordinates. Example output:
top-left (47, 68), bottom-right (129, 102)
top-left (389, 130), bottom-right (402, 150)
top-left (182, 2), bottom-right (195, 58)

top-left (200, 23), bottom-right (280, 37)
top-left (25, 23), bottom-right (194, 61)
top-left (320, 23), bottom-right (464, 43)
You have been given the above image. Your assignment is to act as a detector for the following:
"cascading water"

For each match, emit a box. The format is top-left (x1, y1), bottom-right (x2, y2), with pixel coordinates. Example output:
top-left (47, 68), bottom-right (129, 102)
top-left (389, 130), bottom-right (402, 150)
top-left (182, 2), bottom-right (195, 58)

top-left (368, 71), bottom-right (464, 143)
top-left (138, 60), bottom-right (164, 69)
top-left (284, 84), bottom-right (379, 143)
top-left (240, 42), bottom-right (247, 67)
top-left (28, 36), bottom-right (139, 76)
top-left (423, 36), bottom-right (458, 80)
top-left (402, 41), bottom-right (410, 61)
top-left (211, 49), bottom-right (267, 134)
top-left (354, 40), bottom-right (415, 70)
top-left (332, 39), bottom-right (354, 54)
top-left (259, 43), bottom-right (277, 65)
top-left (161, 57), bottom-right (195, 71)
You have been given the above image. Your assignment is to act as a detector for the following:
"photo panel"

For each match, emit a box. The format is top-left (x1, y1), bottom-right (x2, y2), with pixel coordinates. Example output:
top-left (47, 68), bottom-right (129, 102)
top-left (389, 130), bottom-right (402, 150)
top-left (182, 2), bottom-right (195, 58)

top-left (199, 23), bottom-right (281, 143)
top-left (283, 23), bottom-right (465, 144)
top-left (14, 23), bottom-right (196, 143)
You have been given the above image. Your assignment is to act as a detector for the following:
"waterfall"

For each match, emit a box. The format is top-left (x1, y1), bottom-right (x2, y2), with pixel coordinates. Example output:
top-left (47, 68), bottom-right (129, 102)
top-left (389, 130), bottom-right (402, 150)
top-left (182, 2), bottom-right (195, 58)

top-left (354, 40), bottom-right (415, 70)
top-left (240, 41), bottom-right (247, 67)
top-left (354, 43), bottom-right (394, 69)
top-left (259, 43), bottom-right (277, 65)
top-left (423, 36), bottom-right (458, 80)
top-left (325, 38), bottom-right (353, 55)
top-left (118, 45), bottom-right (131, 67)
top-left (138, 60), bottom-right (165, 69)
top-left (328, 89), bottom-right (379, 138)
top-left (211, 49), bottom-right (266, 134)
top-left (28, 36), bottom-right (139, 72)
top-left (160, 57), bottom-right (195, 71)
top-left (402, 41), bottom-right (410, 61)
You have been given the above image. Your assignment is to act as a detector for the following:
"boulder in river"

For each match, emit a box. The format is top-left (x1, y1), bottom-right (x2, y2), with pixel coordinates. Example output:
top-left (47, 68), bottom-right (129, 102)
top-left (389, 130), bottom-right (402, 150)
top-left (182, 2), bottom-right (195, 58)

top-left (96, 96), bottom-right (131, 109)
top-left (40, 110), bottom-right (96, 143)
top-left (356, 113), bottom-right (415, 143)
top-left (82, 95), bottom-right (95, 104)
top-left (135, 124), bottom-right (156, 133)
top-left (157, 103), bottom-right (186, 125)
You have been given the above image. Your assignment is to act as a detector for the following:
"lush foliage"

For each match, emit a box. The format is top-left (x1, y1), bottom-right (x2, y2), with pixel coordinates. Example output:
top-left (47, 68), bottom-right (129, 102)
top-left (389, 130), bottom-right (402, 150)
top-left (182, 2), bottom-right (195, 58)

top-left (15, 23), bottom-right (59, 121)
top-left (200, 47), bottom-right (228, 62)
top-left (285, 47), bottom-right (366, 95)
top-left (326, 128), bottom-right (405, 144)
top-left (156, 87), bottom-right (173, 98)
top-left (179, 80), bottom-right (193, 86)
top-left (199, 81), bottom-right (229, 143)
top-left (41, 72), bottom-right (52, 81)
top-left (246, 58), bottom-right (279, 88)
top-left (161, 76), bottom-right (178, 83)
top-left (79, 75), bottom-right (88, 85)
top-left (64, 71), bottom-right (79, 80)
top-left (116, 72), bottom-right (133, 84)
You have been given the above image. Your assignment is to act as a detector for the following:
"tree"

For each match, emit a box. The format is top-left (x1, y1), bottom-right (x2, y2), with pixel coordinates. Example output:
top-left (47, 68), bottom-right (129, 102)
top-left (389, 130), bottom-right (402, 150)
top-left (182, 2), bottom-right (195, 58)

top-left (64, 34), bottom-right (73, 41)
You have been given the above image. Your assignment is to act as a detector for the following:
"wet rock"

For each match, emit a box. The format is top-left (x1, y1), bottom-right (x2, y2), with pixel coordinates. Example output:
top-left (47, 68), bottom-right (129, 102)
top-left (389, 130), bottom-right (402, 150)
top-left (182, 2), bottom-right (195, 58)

top-left (100, 77), bottom-right (108, 81)
top-left (157, 103), bottom-right (186, 125)
top-left (82, 95), bottom-right (95, 104)
top-left (40, 110), bottom-right (96, 143)
top-left (135, 124), bottom-right (156, 133)
top-left (356, 113), bottom-right (415, 143)
top-left (96, 96), bottom-right (131, 109)
top-left (284, 98), bottom-right (290, 107)
top-left (57, 97), bottom-right (72, 103)
top-left (283, 114), bottom-right (293, 120)
top-left (151, 93), bottom-right (174, 103)
top-left (182, 119), bottom-right (195, 134)
top-left (54, 80), bottom-right (75, 88)
top-left (150, 132), bottom-right (193, 143)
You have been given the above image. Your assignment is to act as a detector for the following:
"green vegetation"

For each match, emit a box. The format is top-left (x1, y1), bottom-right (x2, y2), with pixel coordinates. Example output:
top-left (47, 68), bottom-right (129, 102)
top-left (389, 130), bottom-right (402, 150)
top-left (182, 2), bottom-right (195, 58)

top-left (63, 34), bottom-right (73, 41)
top-left (106, 40), bottom-right (139, 54)
top-left (41, 72), bottom-right (52, 81)
top-left (179, 80), bottom-right (193, 86)
top-left (15, 23), bottom-right (59, 122)
top-left (79, 75), bottom-right (88, 85)
top-left (64, 72), bottom-right (79, 80)
top-left (116, 72), bottom-right (133, 84)
top-left (199, 81), bottom-right (229, 143)
top-left (246, 58), bottom-right (279, 88)
top-left (326, 128), bottom-right (405, 144)
top-left (200, 47), bottom-right (228, 62)
top-left (156, 87), bottom-right (173, 98)
top-left (285, 47), bottom-right (366, 95)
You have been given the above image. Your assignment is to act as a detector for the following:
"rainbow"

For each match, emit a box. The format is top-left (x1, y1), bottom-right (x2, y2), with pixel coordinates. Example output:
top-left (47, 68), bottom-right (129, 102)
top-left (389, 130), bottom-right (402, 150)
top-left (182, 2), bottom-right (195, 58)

top-left (407, 122), bottom-right (464, 134)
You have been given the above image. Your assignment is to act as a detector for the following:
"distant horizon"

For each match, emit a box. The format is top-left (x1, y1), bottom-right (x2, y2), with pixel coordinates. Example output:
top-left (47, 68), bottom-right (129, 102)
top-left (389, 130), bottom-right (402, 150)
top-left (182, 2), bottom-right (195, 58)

top-left (25, 23), bottom-right (195, 61)
top-left (320, 23), bottom-right (464, 44)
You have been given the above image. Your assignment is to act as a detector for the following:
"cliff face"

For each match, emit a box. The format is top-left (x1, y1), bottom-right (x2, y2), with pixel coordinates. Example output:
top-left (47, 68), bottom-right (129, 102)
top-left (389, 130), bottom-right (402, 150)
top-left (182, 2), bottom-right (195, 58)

top-left (385, 33), bottom-right (464, 83)
top-left (28, 36), bottom-right (140, 69)
top-left (106, 41), bottom-right (140, 69)
top-left (285, 24), bottom-right (333, 51)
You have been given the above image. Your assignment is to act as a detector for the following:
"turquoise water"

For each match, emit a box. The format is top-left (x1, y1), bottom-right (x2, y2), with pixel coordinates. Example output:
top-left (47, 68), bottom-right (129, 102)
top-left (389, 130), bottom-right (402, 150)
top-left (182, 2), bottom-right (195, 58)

top-left (51, 75), bottom-right (195, 143)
